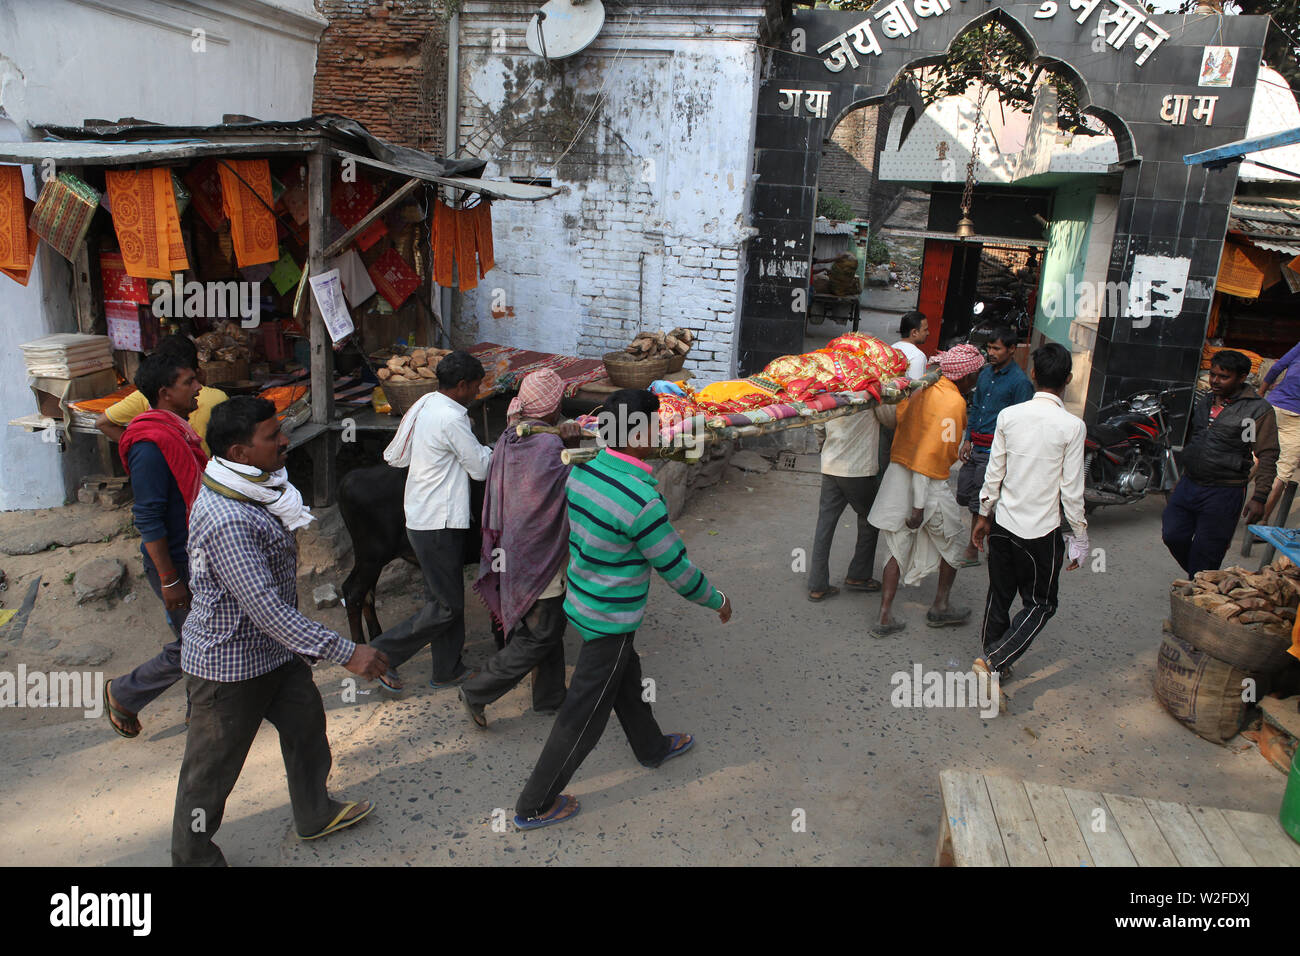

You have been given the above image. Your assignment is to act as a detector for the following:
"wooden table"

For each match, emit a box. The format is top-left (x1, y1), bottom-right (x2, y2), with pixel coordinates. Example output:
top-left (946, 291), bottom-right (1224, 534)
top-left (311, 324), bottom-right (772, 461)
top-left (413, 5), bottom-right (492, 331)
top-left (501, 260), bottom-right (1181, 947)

top-left (936, 769), bottom-right (1300, 866)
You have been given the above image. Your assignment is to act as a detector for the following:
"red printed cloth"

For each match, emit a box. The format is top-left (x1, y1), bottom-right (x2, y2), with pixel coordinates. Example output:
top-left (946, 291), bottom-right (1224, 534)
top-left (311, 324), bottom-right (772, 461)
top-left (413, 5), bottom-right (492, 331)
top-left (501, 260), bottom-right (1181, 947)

top-left (823, 333), bottom-right (908, 377)
top-left (184, 159), bottom-right (227, 232)
top-left (100, 251), bottom-right (151, 303)
top-left (330, 170), bottom-right (378, 228)
top-left (467, 343), bottom-right (608, 399)
top-left (367, 247), bottom-right (420, 309)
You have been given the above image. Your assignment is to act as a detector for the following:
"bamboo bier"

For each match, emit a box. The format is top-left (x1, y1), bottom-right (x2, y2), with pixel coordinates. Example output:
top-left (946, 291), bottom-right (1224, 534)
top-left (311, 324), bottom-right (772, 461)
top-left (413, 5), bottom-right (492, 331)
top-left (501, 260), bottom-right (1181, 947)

top-left (525, 369), bottom-right (941, 466)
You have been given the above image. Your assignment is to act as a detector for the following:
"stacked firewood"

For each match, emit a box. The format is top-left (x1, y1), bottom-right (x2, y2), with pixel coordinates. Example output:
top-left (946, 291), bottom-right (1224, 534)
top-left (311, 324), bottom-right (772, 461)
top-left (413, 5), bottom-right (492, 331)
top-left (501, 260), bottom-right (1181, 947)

top-left (1170, 556), bottom-right (1300, 638)
top-left (623, 327), bottom-right (693, 362)
top-left (377, 347), bottom-right (453, 383)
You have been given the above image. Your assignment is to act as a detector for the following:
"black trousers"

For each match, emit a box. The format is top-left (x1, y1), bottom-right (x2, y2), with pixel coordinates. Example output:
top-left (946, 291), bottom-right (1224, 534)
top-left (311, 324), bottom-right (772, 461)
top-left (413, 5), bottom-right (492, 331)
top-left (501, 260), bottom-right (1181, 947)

top-left (463, 596), bottom-right (567, 712)
top-left (109, 563), bottom-right (188, 714)
top-left (516, 632), bottom-right (669, 818)
top-left (171, 658), bottom-right (339, 866)
top-left (980, 522), bottom-right (1065, 672)
top-left (370, 528), bottom-right (468, 683)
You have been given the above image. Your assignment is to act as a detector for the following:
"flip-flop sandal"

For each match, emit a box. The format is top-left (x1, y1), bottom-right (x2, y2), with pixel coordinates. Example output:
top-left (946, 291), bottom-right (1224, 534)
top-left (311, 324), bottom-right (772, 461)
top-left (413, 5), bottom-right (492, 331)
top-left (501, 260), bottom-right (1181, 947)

top-left (956, 555), bottom-right (981, 568)
top-left (376, 670), bottom-right (403, 693)
top-left (973, 660), bottom-right (1009, 714)
top-left (298, 799), bottom-right (375, 840)
top-left (926, 607), bottom-right (971, 628)
top-left (430, 668), bottom-right (478, 690)
top-left (514, 793), bottom-right (581, 831)
top-left (104, 680), bottom-right (140, 739)
top-left (460, 688), bottom-right (487, 729)
top-left (843, 578), bottom-right (882, 592)
top-left (870, 620), bottom-right (906, 638)
top-left (807, 586), bottom-right (840, 602)
top-left (641, 732), bottom-right (694, 769)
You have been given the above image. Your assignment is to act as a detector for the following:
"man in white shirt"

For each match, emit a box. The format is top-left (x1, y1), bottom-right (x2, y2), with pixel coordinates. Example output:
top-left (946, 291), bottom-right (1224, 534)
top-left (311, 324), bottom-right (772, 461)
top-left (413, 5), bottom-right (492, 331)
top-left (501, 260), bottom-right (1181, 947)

top-left (808, 404), bottom-right (893, 601)
top-left (879, 311), bottom-right (931, 474)
top-left (971, 343), bottom-right (1088, 688)
top-left (371, 351), bottom-right (493, 692)
top-left (892, 311), bottom-right (930, 380)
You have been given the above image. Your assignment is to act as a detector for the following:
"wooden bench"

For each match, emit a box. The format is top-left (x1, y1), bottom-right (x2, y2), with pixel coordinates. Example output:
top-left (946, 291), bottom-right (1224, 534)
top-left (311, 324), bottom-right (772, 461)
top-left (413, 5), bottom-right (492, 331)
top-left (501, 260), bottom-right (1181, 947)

top-left (936, 769), bottom-right (1300, 866)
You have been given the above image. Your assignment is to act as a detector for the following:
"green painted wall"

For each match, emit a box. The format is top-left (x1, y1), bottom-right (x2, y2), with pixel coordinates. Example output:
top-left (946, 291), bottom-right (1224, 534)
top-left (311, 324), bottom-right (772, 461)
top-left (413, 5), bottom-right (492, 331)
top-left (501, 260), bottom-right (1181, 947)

top-left (1034, 182), bottom-right (1097, 346)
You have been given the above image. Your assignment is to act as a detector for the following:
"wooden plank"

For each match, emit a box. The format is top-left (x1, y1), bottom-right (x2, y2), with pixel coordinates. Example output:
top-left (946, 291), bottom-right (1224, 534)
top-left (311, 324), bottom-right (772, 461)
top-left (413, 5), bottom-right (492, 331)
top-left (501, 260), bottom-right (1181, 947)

top-left (1063, 787), bottom-right (1138, 867)
top-left (72, 237), bottom-right (102, 335)
top-left (1221, 808), bottom-right (1300, 866)
top-left (984, 775), bottom-right (1050, 867)
top-left (1102, 794), bottom-right (1179, 866)
top-left (1188, 805), bottom-right (1256, 867)
top-left (1023, 780), bottom-right (1094, 867)
top-left (938, 770), bottom-right (1009, 867)
top-left (1144, 799), bottom-right (1222, 866)
top-left (321, 177), bottom-right (420, 260)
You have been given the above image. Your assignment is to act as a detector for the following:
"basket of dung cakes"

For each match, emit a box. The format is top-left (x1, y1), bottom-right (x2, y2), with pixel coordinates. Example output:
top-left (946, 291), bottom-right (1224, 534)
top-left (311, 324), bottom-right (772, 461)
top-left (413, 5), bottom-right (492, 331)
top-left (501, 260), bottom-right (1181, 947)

top-left (1156, 557), bottom-right (1299, 744)
top-left (376, 347), bottom-right (452, 417)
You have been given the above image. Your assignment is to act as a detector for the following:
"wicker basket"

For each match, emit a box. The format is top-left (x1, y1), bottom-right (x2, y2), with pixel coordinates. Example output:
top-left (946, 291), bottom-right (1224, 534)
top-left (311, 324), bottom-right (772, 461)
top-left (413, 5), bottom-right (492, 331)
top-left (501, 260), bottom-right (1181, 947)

top-left (383, 377), bottom-right (440, 418)
top-left (603, 352), bottom-right (669, 389)
top-left (1168, 591), bottom-right (1295, 675)
top-left (666, 352), bottom-right (686, 374)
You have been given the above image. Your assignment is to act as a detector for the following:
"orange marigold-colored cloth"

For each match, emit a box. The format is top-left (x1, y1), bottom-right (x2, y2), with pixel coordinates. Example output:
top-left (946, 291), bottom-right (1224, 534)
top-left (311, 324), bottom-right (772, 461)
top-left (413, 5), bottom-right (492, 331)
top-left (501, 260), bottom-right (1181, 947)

top-left (1201, 342), bottom-right (1264, 374)
top-left (0, 196), bottom-right (37, 286)
top-left (432, 199), bottom-right (456, 287)
top-left (456, 202), bottom-right (479, 291)
top-left (823, 332), bottom-right (908, 377)
top-left (694, 376), bottom-right (782, 414)
top-left (0, 164), bottom-right (30, 272)
top-left (473, 200), bottom-right (495, 278)
top-left (216, 159), bottom-right (278, 267)
top-left (105, 167), bottom-right (190, 279)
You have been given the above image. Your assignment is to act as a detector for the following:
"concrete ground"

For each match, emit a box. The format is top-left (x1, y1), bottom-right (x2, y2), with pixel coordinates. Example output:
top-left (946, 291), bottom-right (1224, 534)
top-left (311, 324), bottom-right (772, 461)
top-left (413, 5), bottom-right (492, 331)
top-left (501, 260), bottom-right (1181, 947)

top-left (0, 465), bottom-right (1289, 866)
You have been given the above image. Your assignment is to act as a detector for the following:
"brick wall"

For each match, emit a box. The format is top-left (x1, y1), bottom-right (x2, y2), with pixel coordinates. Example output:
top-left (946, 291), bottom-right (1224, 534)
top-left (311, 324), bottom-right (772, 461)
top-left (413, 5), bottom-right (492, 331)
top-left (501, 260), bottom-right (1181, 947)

top-left (312, 0), bottom-right (446, 150)
top-left (818, 105), bottom-right (878, 219)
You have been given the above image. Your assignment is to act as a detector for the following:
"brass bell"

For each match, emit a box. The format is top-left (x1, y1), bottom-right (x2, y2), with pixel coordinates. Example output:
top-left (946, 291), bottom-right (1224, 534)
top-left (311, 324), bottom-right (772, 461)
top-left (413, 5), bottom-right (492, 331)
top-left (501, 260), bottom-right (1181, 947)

top-left (955, 215), bottom-right (975, 240)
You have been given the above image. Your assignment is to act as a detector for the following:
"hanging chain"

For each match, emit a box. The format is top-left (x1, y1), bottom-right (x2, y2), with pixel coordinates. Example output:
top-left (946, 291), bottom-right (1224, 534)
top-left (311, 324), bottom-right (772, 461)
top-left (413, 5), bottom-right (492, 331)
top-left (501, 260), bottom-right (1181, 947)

top-left (960, 81), bottom-right (992, 217)
top-left (959, 27), bottom-right (995, 217)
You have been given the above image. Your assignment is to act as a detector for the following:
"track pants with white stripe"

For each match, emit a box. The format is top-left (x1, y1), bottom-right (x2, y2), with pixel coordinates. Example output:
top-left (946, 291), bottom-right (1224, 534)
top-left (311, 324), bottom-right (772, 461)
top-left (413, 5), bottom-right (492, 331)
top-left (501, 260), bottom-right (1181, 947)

top-left (981, 522), bottom-right (1065, 673)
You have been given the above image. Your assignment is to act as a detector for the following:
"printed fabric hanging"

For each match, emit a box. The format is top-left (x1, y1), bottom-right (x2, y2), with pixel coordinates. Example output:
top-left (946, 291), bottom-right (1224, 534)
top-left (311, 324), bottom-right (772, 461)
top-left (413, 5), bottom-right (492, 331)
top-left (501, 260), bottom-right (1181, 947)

top-left (0, 164), bottom-right (30, 272)
top-left (29, 171), bottom-right (100, 262)
top-left (429, 197), bottom-right (495, 289)
top-left (1, 196), bottom-right (37, 287)
top-left (216, 159), bottom-right (279, 267)
top-left (104, 167), bottom-right (190, 279)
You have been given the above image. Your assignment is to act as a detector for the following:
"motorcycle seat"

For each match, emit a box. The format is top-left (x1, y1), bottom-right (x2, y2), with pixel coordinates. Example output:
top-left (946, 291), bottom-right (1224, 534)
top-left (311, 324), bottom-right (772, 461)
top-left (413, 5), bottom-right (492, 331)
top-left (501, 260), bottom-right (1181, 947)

top-left (1088, 423), bottom-right (1129, 446)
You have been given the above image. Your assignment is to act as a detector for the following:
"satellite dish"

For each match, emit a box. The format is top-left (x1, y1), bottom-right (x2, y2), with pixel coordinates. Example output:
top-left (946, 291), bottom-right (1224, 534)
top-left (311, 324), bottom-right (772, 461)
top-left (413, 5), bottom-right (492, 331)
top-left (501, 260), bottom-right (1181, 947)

top-left (526, 0), bottom-right (605, 60)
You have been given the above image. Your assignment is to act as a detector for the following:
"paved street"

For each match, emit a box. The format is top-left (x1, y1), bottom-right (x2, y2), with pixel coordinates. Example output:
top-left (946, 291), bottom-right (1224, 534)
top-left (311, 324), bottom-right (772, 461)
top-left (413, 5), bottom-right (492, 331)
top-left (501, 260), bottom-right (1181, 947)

top-left (0, 465), bottom-right (1286, 865)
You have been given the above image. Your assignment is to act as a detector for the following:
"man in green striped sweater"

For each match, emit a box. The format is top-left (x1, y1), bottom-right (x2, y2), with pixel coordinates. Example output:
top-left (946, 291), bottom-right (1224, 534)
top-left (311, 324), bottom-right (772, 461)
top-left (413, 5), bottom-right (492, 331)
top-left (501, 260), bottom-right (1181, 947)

top-left (514, 388), bottom-right (734, 830)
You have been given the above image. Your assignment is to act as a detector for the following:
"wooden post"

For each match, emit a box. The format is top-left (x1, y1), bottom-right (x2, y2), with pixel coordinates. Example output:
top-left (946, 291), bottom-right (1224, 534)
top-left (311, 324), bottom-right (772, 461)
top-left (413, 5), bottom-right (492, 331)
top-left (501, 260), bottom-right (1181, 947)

top-left (307, 147), bottom-right (337, 503)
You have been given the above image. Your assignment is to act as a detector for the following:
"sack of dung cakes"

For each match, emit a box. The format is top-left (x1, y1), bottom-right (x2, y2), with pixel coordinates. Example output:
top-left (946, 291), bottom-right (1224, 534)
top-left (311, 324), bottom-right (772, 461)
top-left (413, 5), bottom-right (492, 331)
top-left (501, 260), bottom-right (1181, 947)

top-left (1154, 630), bottom-right (1252, 744)
top-left (824, 333), bottom-right (908, 379)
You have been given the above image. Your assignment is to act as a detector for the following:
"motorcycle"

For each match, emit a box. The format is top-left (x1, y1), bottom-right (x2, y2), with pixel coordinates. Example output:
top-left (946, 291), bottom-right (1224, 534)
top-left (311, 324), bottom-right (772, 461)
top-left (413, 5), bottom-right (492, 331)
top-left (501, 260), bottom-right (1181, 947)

top-left (1083, 387), bottom-right (1184, 512)
top-left (965, 294), bottom-right (1032, 354)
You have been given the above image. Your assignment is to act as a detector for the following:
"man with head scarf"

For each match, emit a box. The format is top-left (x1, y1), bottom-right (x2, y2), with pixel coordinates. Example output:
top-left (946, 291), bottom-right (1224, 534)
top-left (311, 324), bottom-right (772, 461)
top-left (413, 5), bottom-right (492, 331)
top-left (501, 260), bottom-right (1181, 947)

top-left (868, 343), bottom-right (985, 637)
top-left (459, 369), bottom-right (583, 728)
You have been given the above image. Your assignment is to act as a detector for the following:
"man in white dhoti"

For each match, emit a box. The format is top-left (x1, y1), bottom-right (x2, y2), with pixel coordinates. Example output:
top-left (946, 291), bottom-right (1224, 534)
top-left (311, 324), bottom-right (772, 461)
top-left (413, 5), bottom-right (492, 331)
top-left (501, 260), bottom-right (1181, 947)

top-left (869, 344), bottom-right (985, 637)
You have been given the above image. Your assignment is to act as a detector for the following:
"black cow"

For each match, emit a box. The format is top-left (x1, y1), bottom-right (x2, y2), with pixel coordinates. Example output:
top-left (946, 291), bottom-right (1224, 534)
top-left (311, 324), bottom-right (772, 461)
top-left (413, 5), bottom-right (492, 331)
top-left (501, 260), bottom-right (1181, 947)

top-left (338, 463), bottom-right (484, 644)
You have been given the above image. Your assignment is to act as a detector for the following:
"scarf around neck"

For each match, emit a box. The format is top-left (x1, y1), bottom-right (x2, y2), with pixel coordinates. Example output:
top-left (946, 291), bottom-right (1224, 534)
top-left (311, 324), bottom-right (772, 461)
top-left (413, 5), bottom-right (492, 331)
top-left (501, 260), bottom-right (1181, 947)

top-left (202, 456), bottom-right (315, 531)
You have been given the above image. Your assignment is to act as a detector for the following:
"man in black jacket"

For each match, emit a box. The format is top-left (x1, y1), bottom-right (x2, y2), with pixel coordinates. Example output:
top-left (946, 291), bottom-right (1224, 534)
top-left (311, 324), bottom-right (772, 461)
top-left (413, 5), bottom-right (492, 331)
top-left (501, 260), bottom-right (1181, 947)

top-left (1162, 350), bottom-right (1279, 576)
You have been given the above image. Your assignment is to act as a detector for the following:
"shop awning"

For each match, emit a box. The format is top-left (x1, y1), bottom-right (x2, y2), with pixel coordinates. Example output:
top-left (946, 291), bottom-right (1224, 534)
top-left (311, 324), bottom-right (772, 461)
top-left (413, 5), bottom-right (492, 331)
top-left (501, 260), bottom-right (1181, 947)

top-left (0, 114), bottom-right (560, 201)
top-left (1227, 197), bottom-right (1300, 257)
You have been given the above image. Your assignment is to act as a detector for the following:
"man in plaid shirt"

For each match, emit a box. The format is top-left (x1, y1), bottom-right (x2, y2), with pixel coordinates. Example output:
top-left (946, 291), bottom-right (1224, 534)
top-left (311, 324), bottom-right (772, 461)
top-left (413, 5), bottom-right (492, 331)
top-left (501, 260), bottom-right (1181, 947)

top-left (172, 397), bottom-right (387, 866)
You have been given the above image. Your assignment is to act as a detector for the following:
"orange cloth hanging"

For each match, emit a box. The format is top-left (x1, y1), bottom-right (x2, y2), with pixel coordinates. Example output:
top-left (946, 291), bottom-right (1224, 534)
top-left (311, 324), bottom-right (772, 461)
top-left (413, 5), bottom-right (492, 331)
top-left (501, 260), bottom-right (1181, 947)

top-left (455, 203), bottom-right (478, 291)
top-left (473, 199), bottom-right (495, 278)
top-left (104, 167), bottom-right (189, 279)
top-left (216, 159), bottom-right (278, 267)
top-left (0, 196), bottom-right (37, 286)
top-left (433, 200), bottom-right (456, 287)
top-left (0, 165), bottom-right (30, 271)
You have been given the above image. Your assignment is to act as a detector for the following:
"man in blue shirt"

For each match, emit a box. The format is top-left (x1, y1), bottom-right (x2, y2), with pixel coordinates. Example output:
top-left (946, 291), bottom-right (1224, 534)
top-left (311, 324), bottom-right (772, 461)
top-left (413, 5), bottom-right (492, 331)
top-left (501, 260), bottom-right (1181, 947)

top-left (104, 352), bottom-right (205, 739)
top-left (1259, 340), bottom-right (1300, 522)
top-left (956, 328), bottom-right (1034, 565)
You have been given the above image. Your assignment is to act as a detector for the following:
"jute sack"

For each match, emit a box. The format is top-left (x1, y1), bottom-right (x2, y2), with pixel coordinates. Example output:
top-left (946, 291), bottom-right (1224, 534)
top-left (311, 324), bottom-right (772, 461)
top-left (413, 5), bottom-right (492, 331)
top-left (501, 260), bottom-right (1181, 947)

top-left (1154, 631), bottom-right (1251, 744)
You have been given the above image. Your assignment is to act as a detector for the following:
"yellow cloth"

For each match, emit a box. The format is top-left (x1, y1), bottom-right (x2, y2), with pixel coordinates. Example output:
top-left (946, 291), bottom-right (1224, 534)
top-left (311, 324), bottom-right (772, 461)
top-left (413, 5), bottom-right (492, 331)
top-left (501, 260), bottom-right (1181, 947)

top-left (104, 385), bottom-right (228, 455)
top-left (694, 379), bottom-right (775, 405)
top-left (890, 376), bottom-right (966, 480)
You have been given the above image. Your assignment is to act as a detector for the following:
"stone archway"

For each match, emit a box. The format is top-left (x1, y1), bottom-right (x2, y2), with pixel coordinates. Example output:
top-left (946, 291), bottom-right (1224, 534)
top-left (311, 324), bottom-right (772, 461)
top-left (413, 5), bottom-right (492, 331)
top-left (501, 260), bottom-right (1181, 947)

top-left (741, 2), bottom-right (1270, 424)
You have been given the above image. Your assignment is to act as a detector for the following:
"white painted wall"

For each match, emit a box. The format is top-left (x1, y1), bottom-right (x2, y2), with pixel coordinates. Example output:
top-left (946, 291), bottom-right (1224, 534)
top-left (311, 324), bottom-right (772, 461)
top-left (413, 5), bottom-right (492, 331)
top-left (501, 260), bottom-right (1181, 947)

top-left (456, 2), bottom-right (769, 380)
top-left (0, 0), bottom-right (324, 510)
